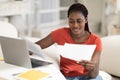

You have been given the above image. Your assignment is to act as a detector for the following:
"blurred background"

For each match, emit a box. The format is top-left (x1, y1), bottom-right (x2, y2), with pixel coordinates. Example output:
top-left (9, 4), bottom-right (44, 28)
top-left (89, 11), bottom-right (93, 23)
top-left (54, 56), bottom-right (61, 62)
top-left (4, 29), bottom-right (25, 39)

top-left (0, 0), bottom-right (120, 38)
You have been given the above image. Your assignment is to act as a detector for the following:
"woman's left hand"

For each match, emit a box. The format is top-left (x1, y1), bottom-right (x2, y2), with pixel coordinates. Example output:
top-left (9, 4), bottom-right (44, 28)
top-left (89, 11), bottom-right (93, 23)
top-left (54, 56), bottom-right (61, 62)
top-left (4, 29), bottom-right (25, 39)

top-left (77, 60), bottom-right (96, 71)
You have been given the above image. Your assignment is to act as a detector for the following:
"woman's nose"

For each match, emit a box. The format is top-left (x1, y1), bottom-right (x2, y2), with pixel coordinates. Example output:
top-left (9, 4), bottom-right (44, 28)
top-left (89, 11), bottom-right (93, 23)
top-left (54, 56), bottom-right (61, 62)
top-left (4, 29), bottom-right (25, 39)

top-left (74, 22), bottom-right (79, 27)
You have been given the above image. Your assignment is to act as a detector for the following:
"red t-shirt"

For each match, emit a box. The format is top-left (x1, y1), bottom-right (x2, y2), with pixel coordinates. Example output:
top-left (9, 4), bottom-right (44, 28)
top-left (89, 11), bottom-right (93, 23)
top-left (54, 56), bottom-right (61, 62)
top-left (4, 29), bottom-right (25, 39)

top-left (51, 27), bottom-right (102, 77)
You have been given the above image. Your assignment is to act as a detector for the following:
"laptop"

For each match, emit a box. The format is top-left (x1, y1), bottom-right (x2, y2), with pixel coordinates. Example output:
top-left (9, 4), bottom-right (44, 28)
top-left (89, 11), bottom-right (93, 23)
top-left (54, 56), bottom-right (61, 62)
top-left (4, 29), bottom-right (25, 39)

top-left (0, 36), bottom-right (52, 68)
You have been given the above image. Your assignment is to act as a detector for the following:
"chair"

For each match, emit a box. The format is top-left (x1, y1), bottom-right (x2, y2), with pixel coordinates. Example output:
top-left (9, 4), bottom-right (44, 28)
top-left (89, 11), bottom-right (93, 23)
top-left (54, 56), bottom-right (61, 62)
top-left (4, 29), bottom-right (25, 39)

top-left (100, 35), bottom-right (120, 78)
top-left (0, 21), bottom-right (18, 38)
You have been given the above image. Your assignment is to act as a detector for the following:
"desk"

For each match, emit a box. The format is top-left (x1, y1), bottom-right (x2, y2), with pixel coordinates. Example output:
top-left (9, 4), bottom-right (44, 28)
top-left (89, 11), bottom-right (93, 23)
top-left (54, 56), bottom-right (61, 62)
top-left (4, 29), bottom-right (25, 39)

top-left (0, 39), bottom-right (66, 80)
top-left (0, 61), bottom-right (66, 80)
top-left (0, 45), bottom-right (66, 80)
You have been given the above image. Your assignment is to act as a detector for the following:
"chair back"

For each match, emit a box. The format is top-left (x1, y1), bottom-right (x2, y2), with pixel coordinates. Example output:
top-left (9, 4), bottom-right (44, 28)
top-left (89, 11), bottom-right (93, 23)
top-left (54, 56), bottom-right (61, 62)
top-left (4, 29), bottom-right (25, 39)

top-left (0, 21), bottom-right (18, 38)
top-left (100, 35), bottom-right (120, 77)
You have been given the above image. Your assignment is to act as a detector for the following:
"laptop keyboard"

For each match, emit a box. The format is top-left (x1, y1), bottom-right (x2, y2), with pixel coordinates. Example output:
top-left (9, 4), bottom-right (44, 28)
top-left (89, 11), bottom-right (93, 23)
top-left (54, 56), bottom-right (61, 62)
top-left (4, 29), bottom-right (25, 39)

top-left (31, 58), bottom-right (52, 68)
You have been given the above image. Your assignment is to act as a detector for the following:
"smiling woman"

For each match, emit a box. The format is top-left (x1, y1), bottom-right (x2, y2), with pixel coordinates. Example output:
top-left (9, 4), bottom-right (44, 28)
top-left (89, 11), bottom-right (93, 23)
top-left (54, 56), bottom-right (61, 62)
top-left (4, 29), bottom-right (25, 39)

top-left (35, 3), bottom-right (102, 80)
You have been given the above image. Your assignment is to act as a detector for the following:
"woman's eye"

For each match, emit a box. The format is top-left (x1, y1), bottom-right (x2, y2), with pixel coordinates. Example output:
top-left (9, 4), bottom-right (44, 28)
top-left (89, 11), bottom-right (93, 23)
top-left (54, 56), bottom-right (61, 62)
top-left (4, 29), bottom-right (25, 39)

top-left (69, 20), bottom-right (83, 24)
top-left (69, 21), bottom-right (74, 23)
top-left (77, 20), bottom-right (82, 23)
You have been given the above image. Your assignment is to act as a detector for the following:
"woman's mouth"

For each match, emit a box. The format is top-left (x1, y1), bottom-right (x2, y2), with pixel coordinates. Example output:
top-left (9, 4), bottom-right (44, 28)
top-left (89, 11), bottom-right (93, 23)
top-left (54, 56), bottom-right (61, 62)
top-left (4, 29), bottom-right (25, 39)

top-left (72, 28), bottom-right (80, 32)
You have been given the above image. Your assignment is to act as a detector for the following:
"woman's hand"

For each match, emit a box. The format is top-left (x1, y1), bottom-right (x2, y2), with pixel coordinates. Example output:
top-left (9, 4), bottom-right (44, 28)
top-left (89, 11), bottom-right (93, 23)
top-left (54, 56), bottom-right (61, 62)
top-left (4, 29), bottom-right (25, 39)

top-left (77, 60), bottom-right (96, 71)
top-left (77, 51), bottom-right (101, 78)
top-left (29, 51), bottom-right (33, 55)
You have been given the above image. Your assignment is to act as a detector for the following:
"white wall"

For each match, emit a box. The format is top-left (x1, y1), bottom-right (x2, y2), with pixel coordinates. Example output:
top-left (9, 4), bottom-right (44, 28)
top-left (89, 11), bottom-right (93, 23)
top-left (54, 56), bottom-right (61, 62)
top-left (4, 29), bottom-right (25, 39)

top-left (84, 0), bottom-right (103, 22)
top-left (80, 0), bottom-right (118, 36)
top-left (0, 0), bottom-right (115, 37)
top-left (78, 0), bottom-right (104, 34)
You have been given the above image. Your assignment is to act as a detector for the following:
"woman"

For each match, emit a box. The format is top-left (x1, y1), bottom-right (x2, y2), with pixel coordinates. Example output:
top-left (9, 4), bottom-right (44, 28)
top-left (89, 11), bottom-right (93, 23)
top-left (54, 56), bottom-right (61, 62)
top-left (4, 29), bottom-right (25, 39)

top-left (36, 3), bottom-right (102, 80)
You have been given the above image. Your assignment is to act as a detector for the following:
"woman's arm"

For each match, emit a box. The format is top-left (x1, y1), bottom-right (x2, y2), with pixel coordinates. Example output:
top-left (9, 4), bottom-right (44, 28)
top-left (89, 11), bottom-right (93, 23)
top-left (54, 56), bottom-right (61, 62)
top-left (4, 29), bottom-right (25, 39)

top-left (88, 51), bottom-right (101, 78)
top-left (35, 34), bottom-right (54, 49)
top-left (79, 51), bottom-right (101, 78)
top-left (85, 37), bottom-right (102, 78)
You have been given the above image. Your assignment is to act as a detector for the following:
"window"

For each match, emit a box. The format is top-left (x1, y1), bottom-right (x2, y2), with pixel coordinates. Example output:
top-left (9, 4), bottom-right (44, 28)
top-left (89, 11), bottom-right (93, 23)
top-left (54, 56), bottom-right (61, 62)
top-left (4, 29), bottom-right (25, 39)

top-left (117, 0), bottom-right (120, 11)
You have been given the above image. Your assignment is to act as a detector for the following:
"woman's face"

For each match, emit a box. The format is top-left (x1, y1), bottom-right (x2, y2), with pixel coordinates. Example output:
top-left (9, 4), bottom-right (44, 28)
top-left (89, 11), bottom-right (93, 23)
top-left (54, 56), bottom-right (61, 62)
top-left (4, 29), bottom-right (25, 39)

top-left (68, 12), bottom-right (87, 35)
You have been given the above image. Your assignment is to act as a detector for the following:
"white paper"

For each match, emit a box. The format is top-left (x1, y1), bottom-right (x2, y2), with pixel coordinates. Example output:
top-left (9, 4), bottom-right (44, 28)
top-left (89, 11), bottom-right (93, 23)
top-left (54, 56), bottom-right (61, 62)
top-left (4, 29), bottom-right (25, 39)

top-left (57, 43), bottom-right (96, 61)
top-left (22, 37), bottom-right (46, 58)
top-left (21, 37), bottom-right (53, 64)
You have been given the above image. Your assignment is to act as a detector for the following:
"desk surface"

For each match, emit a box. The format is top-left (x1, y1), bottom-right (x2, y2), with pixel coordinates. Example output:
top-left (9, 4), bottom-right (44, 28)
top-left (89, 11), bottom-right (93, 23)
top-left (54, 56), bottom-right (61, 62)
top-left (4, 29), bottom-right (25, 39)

top-left (0, 39), bottom-right (66, 80)
top-left (0, 61), bottom-right (66, 80)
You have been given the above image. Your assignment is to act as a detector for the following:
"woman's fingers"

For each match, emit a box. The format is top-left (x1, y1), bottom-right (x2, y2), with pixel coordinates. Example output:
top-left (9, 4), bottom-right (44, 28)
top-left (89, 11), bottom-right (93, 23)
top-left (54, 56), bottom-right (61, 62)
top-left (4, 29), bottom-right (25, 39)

top-left (85, 62), bottom-right (94, 71)
top-left (77, 60), bottom-right (95, 71)
top-left (29, 51), bottom-right (33, 55)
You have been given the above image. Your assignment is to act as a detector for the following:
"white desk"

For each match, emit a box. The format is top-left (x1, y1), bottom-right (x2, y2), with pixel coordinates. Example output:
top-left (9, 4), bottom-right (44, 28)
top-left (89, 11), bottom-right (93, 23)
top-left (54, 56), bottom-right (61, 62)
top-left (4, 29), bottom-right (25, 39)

top-left (0, 39), bottom-right (66, 80)
top-left (0, 45), bottom-right (66, 80)
top-left (0, 61), bottom-right (66, 80)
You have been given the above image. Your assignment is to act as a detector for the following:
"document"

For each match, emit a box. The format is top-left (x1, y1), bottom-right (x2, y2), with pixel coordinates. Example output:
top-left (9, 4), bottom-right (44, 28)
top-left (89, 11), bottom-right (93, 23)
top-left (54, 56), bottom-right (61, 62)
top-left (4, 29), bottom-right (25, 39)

top-left (22, 37), bottom-right (46, 58)
top-left (57, 43), bottom-right (96, 61)
top-left (22, 37), bottom-right (53, 64)
top-left (15, 69), bottom-right (50, 80)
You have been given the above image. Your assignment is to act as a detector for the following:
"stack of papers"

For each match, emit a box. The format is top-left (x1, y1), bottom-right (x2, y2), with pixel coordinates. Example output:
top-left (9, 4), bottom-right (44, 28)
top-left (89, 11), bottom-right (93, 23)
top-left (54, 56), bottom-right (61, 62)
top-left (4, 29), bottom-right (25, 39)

top-left (15, 69), bottom-right (50, 80)
top-left (57, 43), bottom-right (96, 61)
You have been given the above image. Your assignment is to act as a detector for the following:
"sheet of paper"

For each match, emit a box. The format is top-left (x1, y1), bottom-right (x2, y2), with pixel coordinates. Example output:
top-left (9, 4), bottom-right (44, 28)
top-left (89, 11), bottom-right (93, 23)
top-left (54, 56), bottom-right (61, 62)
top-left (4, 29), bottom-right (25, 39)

top-left (21, 37), bottom-right (54, 64)
top-left (22, 37), bottom-right (46, 58)
top-left (57, 43), bottom-right (96, 61)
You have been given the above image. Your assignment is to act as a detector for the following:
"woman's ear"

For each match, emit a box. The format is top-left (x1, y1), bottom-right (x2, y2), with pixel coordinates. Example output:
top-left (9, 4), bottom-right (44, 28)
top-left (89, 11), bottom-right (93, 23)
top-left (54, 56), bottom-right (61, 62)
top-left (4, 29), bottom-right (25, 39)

top-left (85, 17), bottom-right (88, 23)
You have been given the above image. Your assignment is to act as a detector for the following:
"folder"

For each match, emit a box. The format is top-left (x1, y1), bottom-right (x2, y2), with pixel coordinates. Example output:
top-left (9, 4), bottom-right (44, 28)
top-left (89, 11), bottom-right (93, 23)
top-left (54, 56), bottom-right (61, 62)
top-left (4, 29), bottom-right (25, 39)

top-left (15, 69), bottom-right (50, 80)
top-left (0, 58), bottom-right (4, 61)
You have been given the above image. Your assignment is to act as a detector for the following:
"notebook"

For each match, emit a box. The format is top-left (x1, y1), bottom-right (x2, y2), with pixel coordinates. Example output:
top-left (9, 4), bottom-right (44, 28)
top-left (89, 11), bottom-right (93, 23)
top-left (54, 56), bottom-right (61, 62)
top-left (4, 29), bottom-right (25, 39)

top-left (0, 36), bottom-right (52, 68)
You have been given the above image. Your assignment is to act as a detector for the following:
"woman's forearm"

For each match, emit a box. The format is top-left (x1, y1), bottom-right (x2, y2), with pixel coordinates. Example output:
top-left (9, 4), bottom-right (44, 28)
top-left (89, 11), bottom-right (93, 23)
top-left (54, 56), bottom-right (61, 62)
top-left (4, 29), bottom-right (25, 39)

top-left (88, 67), bottom-right (99, 78)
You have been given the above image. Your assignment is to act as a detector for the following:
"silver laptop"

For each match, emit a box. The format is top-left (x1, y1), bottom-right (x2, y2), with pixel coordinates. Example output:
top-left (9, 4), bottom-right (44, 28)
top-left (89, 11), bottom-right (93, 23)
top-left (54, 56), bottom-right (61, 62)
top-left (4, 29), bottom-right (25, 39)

top-left (0, 36), bottom-right (52, 68)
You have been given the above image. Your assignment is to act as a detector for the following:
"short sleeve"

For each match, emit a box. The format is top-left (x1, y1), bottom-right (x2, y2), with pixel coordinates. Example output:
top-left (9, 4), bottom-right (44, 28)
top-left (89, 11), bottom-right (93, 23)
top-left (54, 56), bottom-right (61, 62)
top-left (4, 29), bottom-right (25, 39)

top-left (95, 37), bottom-right (102, 52)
